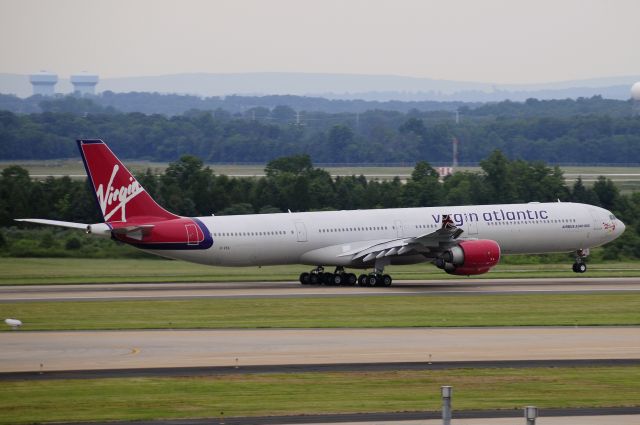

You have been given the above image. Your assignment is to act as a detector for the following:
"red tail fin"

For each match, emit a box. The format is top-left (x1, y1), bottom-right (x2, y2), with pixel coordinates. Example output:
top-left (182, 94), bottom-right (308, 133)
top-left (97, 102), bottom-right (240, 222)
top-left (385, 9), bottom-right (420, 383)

top-left (78, 140), bottom-right (178, 223)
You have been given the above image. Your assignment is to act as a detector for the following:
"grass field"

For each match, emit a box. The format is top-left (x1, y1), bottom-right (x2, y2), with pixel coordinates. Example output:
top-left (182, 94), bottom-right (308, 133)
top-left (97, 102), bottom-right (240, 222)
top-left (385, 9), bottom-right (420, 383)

top-left (2, 257), bottom-right (640, 285)
top-left (1, 366), bottom-right (638, 424)
top-left (2, 293), bottom-right (639, 331)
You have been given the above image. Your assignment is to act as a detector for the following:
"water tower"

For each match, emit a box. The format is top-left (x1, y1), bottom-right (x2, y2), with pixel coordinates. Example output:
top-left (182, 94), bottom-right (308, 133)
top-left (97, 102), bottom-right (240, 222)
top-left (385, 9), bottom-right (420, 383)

top-left (632, 82), bottom-right (640, 116)
top-left (70, 72), bottom-right (99, 96)
top-left (29, 71), bottom-right (58, 96)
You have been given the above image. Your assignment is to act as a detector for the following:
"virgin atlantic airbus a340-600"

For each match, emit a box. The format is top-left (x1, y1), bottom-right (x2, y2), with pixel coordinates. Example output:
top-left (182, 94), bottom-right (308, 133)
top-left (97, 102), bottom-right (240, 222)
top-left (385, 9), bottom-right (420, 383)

top-left (18, 139), bottom-right (625, 286)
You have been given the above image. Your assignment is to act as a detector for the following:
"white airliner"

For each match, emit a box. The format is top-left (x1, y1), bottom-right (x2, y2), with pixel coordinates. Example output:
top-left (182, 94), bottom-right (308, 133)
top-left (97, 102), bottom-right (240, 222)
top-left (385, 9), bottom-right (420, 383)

top-left (18, 140), bottom-right (625, 286)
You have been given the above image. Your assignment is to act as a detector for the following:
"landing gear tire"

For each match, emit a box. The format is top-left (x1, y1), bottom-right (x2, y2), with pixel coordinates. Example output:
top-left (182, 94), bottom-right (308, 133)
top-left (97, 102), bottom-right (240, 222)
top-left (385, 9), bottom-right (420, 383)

top-left (572, 249), bottom-right (589, 274)
top-left (304, 270), bottom-right (390, 287)
top-left (572, 262), bottom-right (587, 273)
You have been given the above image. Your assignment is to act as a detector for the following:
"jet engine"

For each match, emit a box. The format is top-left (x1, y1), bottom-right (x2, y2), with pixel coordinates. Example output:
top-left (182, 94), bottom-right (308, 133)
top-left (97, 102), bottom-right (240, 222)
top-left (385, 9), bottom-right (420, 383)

top-left (436, 240), bottom-right (501, 275)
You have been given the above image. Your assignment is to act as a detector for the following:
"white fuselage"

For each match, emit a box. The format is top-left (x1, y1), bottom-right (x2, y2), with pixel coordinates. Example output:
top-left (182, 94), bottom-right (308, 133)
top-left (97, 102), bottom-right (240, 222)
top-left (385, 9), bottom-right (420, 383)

top-left (146, 202), bottom-right (624, 269)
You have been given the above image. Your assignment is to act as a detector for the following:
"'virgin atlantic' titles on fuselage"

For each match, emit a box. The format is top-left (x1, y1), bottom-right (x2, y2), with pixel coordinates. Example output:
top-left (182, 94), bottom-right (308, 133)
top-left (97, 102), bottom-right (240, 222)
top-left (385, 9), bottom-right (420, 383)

top-left (433, 208), bottom-right (550, 227)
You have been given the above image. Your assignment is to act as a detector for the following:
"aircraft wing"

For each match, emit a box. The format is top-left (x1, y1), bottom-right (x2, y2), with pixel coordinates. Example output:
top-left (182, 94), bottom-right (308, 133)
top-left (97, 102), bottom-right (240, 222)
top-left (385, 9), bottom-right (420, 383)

top-left (338, 220), bottom-right (464, 262)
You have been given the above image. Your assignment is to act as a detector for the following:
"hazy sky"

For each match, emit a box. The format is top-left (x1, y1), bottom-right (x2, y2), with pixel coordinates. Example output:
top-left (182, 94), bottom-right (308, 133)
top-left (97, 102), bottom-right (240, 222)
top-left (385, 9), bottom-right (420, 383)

top-left (1, 0), bottom-right (639, 84)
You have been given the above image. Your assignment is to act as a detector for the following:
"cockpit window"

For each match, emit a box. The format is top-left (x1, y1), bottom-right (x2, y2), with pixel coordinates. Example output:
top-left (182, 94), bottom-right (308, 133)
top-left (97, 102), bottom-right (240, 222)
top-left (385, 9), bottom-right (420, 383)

top-left (609, 214), bottom-right (616, 220)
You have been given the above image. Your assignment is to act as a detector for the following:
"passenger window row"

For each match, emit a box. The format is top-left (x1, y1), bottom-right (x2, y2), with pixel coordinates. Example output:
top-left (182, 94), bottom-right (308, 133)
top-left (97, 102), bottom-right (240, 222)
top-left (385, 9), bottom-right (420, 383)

top-left (214, 230), bottom-right (289, 237)
top-left (319, 226), bottom-right (389, 233)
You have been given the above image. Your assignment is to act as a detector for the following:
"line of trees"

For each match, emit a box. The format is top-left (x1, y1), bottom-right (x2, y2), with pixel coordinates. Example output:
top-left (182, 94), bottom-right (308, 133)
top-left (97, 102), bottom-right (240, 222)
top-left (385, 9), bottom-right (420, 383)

top-left (1, 92), bottom-right (633, 117)
top-left (1, 151), bottom-right (639, 260)
top-left (1, 96), bottom-right (640, 164)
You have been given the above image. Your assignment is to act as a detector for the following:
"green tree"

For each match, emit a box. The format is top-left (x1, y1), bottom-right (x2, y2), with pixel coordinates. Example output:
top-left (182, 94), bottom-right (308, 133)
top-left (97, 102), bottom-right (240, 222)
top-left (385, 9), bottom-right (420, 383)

top-left (592, 176), bottom-right (619, 210)
top-left (510, 161), bottom-right (568, 202)
top-left (401, 161), bottom-right (444, 207)
top-left (0, 166), bottom-right (33, 225)
top-left (443, 172), bottom-right (481, 205)
top-left (399, 117), bottom-right (426, 136)
top-left (265, 155), bottom-right (313, 177)
top-left (327, 125), bottom-right (354, 158)
top-left (218, 203), bottom-right (254, 215)
top-left (570, 177), bottom-right (599, 205)
top-left (65, 236), bottom-right (82, 250)
top-left (271, 105), bottom-right (296, 124)
top-left (160, 155), bottom-right (215, 215)
top-left (136, 168), bottom-right (159, 199)
top-left (480, 150), bottom-right (517, 203)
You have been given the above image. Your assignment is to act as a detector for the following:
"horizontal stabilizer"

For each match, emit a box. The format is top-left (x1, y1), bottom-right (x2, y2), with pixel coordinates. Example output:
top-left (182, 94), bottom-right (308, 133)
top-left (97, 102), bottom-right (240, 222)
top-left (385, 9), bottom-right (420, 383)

top-left (15, 219), bottom-right (88, 230)
top-left (17, 219), bottom-right (116, 238)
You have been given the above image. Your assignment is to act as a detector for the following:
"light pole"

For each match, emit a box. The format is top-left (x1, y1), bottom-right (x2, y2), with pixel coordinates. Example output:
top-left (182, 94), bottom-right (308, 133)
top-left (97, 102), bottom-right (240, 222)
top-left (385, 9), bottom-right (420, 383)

top-left (525, 406), bottom-right (538, 425)
top-left (441, 386), bottom-right (452, 425)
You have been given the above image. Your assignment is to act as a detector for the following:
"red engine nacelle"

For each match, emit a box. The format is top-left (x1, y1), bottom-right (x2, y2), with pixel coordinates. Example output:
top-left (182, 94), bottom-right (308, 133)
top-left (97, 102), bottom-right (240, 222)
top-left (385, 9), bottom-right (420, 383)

top-left (438, 239), bottom-right (501, 276)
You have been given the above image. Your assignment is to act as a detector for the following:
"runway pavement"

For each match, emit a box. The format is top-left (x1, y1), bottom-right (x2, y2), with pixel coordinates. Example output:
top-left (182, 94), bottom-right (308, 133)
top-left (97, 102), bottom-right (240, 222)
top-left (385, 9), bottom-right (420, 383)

top-left (2, 276), bottom-right (640, 302)
top-left (2, 326), bottom-right (639, 372)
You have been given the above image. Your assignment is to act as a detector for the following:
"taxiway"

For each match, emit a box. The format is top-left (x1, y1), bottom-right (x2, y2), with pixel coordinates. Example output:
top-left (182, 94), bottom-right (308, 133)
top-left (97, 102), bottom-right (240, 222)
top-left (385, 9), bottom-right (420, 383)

top-left (1, 326), bottom-right (639, 372)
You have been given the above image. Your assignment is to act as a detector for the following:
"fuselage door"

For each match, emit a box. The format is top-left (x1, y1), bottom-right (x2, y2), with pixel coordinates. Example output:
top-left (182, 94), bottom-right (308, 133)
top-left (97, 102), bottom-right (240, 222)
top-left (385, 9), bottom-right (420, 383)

top-left (295, 221), bottom-right (307, 242)
top-left (394, 220), bottom-right (404, 238)
top-left (185, 223), bottom-right (198, 245)
top-left (466, 219), bottom-right (479, 236)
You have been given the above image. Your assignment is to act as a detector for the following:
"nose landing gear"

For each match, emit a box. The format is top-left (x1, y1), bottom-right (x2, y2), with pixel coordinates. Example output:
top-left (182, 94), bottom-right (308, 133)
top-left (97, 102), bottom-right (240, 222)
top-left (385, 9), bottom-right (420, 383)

top-left (572, 249), bottom-right (589, 273)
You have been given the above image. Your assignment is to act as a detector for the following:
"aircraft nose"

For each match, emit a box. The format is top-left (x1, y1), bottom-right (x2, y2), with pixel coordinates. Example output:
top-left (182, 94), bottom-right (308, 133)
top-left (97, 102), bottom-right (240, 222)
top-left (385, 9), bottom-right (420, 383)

top-left (618, 219), bottom-right (626, 236)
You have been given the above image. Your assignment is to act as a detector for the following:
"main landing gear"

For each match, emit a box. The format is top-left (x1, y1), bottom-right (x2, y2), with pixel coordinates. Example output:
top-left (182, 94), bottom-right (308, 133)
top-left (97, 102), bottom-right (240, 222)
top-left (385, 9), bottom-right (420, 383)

top-left (356, 258), bottom-right (392, 287)
top-left (572, 249), bottom-right (589, 273)
top-left (357, 273), bottom-right (392, 287)
top-left (299, 266), bottom-right (357, 286)
top-left (299, 266), bottom-right (392, 287)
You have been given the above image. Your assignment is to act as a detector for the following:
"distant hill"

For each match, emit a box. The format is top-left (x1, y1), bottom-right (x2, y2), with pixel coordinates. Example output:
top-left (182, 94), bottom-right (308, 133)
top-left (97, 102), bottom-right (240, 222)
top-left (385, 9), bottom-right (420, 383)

top-left (2, 72), bottom-right (638, 101)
